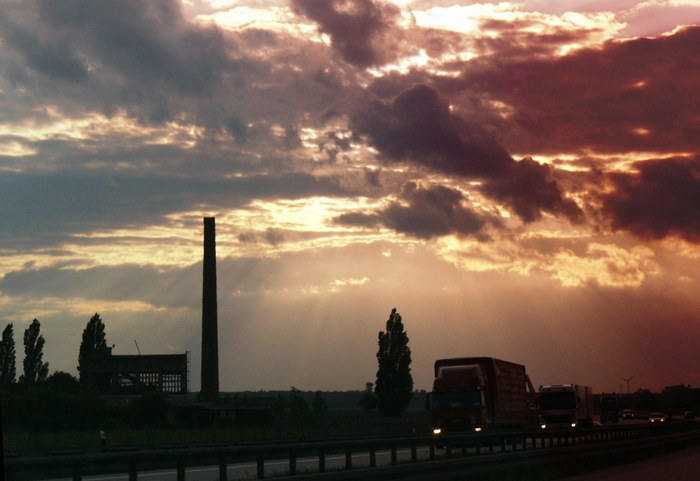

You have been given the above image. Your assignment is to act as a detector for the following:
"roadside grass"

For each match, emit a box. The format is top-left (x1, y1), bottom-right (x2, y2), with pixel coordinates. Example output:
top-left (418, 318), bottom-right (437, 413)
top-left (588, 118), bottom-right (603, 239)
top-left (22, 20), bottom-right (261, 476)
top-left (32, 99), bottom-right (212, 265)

top-left (5, 410), bottom-right (430, 452)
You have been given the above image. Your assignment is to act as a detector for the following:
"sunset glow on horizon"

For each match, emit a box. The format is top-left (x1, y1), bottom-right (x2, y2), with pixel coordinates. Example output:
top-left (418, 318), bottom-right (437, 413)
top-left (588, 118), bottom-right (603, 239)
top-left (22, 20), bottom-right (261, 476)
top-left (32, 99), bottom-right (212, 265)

top-left (1, 0), bottom-right (699, 395)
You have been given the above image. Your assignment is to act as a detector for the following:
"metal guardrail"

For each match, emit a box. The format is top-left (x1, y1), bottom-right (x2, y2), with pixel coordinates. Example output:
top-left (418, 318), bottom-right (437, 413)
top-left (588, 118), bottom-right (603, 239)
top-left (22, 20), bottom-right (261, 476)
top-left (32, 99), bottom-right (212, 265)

top-left (5, 422), bottom-right (700, 481)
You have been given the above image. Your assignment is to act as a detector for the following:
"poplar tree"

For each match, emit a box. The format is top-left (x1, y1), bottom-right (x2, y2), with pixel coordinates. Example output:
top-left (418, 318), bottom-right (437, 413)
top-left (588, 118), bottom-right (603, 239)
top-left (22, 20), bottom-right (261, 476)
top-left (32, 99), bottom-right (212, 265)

top-left (20, 319), bottom-right (49, 384)
top-left (375, 308), bottom-right (413, 416)
top-left (0, 323), bottom-right (16, 385)
top-left (78, 313), bottom-right (108, 386)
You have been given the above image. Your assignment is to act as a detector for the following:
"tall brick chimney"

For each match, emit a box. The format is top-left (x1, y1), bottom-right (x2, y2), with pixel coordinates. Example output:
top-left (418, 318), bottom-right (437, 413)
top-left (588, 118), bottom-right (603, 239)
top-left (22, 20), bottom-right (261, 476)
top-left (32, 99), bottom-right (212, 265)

top-left (199, 217), bottom-right (219, 402)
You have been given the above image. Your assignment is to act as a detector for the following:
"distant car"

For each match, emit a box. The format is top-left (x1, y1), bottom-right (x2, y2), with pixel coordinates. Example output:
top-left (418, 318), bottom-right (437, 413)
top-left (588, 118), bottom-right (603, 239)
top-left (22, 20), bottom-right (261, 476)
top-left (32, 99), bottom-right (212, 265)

top-left (649, 412), bottom-right (667, 423)
top-left (622, 409), bottom-right (634, 420)
top-left (684, 410), bottom-right (695, 421)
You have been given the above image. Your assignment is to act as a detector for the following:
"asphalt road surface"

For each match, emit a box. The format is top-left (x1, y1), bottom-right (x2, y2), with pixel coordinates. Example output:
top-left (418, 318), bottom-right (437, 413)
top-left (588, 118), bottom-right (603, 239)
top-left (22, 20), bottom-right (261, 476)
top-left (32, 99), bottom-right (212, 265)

top-left (42, 447), bottom-right (432, 481)
top-left (561, 445), bottom-right (700, 481)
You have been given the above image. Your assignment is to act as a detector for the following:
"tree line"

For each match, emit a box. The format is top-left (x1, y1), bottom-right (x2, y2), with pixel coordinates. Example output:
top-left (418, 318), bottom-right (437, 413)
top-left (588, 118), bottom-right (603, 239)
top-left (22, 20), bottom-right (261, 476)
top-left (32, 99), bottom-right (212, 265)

top-left (0, 308), bottom-right (414, 441)
top-left (0, 319), bottom-right (49, 385)
top-left (0, 313), bottom-right (109, 388)
top-left (1, 309), bottom-right (415, 417)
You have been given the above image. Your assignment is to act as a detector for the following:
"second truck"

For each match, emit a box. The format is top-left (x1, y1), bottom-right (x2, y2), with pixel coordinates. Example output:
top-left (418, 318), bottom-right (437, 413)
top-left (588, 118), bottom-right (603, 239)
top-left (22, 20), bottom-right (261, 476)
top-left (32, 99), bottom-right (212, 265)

top-left (538, 384), bottom-right (593, 429)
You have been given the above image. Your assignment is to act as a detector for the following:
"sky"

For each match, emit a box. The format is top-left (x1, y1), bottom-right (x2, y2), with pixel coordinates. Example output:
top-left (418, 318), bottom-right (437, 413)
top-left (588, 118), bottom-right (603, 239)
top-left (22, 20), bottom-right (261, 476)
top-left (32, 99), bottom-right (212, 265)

top-left (1, 0), bottom-right (699, 396)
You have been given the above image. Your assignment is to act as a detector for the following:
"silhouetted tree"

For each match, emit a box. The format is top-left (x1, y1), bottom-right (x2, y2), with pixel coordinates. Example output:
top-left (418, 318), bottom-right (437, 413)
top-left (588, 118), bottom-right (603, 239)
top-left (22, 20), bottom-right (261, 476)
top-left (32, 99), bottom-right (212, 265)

top-left (20, 319), bottom-right (49, 384)
top-left (311, 390), bottom-right (328, 425)
top-left (288, 387), bottom-right (311, 426)
top-left (661, 384), bottom-right (692, 415)
top-left (272, 393), bottom-right (286, 430)
top-left (45, 371), bottom-right (80, 394)
top-left (375, 308), bottom-right (413, 416)
top-left (0, 323), bottom-right (16, 386)
top-left (78, 313), bottom-right (108, 386)
top-left (358, 381), bottom-right (378, 414)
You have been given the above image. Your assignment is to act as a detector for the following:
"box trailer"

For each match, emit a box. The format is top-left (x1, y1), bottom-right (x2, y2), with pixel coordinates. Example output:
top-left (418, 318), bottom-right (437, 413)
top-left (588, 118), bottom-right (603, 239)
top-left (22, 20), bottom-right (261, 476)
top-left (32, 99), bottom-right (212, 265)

top-left (430, 357), bottom-right (535, 434)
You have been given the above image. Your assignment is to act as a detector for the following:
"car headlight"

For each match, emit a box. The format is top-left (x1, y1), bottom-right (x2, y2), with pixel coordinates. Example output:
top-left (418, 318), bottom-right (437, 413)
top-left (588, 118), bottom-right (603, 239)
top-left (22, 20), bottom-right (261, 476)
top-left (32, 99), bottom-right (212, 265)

top-left (433, 428), bottom-right (442, 435)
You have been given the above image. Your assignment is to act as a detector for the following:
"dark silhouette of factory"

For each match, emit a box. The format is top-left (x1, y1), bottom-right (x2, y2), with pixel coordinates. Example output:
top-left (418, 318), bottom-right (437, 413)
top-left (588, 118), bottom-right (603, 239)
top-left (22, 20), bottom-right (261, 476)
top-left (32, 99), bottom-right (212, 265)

top-left (82, 218), bottom-right (221, 400)
top-left (82, 347), bottom-right (188, 394)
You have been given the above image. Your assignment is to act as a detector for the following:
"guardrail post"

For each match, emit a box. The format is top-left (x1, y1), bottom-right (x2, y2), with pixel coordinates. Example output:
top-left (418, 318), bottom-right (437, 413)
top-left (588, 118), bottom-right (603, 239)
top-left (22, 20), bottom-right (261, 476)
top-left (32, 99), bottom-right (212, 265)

top-left (129, 459), bottom-right (137, 481)
top-left (177, 457), bottom-right (185, 481)
top-left (429, 442), bottom-right (435, 460)
top-left (411, 443), bottom-right (417, 462)
top-left (289, 448), bottom-right (296, 476)
top-left (345, 446), bottom-right (352, 470)
top-left (391, 445), bottom-right (397, 465)
top-left (72, 463), bottom-right (82, 481)
top-left (256, 452), bottom-right (264, 479)
top-left (369, 446), bottom-right (376, 467)
top-left (319, 447), bottom-right (326, 472)
top-left (219, 455), bottom-right (227, 481)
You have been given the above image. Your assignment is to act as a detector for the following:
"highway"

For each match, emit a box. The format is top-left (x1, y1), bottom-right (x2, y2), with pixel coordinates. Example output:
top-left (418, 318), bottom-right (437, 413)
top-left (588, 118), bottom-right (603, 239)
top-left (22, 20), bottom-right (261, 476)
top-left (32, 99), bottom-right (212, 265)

top-left (32, 420), bottom-right (696, 481)
top-left (41, 442), bottom-right (700, 481)
top-left (41, 446), bottom-right (433, 481)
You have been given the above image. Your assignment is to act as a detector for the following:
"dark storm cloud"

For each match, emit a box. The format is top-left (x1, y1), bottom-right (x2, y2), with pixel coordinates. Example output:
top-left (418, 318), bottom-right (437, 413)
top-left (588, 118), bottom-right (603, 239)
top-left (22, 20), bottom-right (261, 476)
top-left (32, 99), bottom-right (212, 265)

top-left (291, 0), bottom-right (400, 67)
top-left (335, 182), bottom-right (493, 239)
top-left (350, 84), bottom-right (513, 178)
top-left (0, 0), bottom-right (241, 128)
top-left (348, 84), bottom-right (581, 227)
top-left (35, 0), bottom-right (230, 94)
top-left (601, 156), bottom-right (700, 242)
top-left (0, 13), bottom-right (88, 82)
top-left (1, 0), bottom-right (341, 137)
top-left (460, 25), bottom-right (700, 155)
top-left (482, 157), bottom-right (584, 224)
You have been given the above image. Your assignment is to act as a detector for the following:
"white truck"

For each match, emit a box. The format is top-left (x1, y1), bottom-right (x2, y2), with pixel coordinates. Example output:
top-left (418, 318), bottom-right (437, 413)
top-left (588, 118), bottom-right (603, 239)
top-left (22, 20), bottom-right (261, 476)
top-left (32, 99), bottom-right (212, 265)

top-left (538, 384), bottom-right (593, 429)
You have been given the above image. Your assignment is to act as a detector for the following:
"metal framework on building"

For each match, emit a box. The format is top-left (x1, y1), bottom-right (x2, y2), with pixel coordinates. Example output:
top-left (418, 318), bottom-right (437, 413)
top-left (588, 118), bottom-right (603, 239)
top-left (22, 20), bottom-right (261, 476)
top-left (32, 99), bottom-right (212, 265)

top-left (84, 353), bottom-right (188, 394)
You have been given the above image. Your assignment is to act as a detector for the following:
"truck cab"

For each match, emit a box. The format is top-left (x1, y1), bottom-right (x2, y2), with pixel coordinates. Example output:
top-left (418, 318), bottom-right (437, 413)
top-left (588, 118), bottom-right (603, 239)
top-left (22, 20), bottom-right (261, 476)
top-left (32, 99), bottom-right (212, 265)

top-left (538, 384), bottom-right (593, 429)
top-left (431, 365), bottom-right (489, 433)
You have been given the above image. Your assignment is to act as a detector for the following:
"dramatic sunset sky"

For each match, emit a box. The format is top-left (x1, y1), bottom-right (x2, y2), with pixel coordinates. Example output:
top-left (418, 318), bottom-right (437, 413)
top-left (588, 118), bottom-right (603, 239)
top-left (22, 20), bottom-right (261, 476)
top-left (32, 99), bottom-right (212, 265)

top-left (1, 0), bottom-right (699, 395)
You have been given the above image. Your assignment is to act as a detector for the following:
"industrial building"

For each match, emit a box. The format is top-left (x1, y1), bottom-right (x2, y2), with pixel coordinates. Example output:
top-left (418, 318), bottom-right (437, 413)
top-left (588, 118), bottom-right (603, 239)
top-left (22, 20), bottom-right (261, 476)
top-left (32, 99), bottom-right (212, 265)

top-left (82, 347), bottom-right (189, 394)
